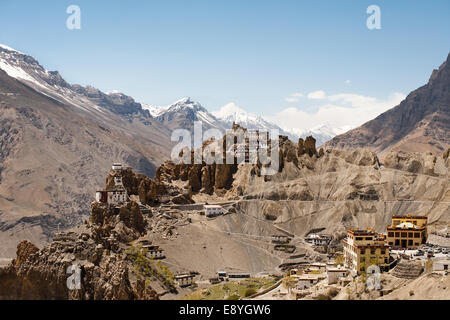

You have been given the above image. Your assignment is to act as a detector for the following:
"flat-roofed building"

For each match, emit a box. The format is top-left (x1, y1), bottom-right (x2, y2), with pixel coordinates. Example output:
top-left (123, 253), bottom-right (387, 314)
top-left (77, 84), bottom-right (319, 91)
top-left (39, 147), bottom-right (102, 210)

top-left (433, 260), bottom-right (450, 272)
top-left (387, 214), bottom-right (427, 249)
top-left (204, 204), bottom-right (223, 217)
top-left (326, 268), bottom-right (348, 285)
top-left (95, 189), bottom-right (128, 205)
top-left (174, 274), bottom-right (195, 287)
top-left (95, 163), bottom-right (129, 205)
top-left (343, 228), bottom-right (390, 275)
top-left (271, 235), bottom-right (291, 244)
top-left (305, 262), bottom-right (327, 273)
top-left (296, 274), bottom-right (326, 290)
top-left (305, 234), bottom-right (332, 246)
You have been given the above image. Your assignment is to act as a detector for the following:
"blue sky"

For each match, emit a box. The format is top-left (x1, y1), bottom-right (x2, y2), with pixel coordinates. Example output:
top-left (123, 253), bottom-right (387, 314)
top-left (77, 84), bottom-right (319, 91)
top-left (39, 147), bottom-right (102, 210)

top-left (0, 0), bottom-right (449, 131)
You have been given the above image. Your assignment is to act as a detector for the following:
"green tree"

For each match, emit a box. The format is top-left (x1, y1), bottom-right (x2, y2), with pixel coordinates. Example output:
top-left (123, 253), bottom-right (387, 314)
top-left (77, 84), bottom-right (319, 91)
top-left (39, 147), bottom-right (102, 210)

top-left (335, 254), bottom-right (344, 266)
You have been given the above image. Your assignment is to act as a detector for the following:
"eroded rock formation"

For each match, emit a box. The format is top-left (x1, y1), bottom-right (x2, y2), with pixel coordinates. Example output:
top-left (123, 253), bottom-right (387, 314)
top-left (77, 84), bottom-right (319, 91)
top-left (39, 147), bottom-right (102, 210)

top-left (0, 198), bottom-right (158, 300)
top-left (105, 168), bottom-right (169, 205)
top-left (12, 240), bottom-right (39, 267)
top-left (384, 151), bottom-right (438, 175)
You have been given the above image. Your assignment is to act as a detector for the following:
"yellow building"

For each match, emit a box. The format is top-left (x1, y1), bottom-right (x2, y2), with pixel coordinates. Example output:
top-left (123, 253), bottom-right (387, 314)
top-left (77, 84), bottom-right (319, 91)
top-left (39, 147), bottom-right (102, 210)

top-left (386, 214), bottom-right (427, 249)
top-left (343, 229), bottom-right (390, 275)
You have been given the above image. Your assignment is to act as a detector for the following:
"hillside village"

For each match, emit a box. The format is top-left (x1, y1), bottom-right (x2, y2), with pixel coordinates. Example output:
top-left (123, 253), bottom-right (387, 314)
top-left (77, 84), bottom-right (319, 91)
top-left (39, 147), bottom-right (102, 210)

top-left (93, 154), bottom-right (450, 300)
top-left (2, 122), bottom-right (448, 300)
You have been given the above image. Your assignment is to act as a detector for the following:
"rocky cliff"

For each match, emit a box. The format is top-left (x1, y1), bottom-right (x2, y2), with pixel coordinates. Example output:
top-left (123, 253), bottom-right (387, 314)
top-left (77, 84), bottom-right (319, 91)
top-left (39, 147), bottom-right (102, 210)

top-left (0, 165), bottom-right (199, 300)
top-left (0, 201), bottom-right (157, 299)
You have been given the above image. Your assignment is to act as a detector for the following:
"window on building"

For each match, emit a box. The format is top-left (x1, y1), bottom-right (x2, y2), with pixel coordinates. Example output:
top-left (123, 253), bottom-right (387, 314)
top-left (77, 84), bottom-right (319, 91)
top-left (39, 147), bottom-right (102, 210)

top-left (370, 249), bottom-right (376, 255)
top-left (395, 232), bottom-right (400, 237)
top-left (381, 250), bottom-right (386, 254)
top-left (388, 232), bottom-right (394, 237)
top-left (401, 232), bottom-right (407, 237)
top-left (395, 240), bottom-right (400, 245)
top-left (414, 233), bottom-right (420, 238)
top-left (408, 240), bottom-right (413, 246)
top-left (408, 233), bottom-right (413, 238)
top-left (356, 237), bottom-right (363, 241)
top-left (389, 242), bottom-right (393, 245)
top-left (360, 249), bottom-right (365, 254)
top-left (366, 237), bottom-right (373, 240)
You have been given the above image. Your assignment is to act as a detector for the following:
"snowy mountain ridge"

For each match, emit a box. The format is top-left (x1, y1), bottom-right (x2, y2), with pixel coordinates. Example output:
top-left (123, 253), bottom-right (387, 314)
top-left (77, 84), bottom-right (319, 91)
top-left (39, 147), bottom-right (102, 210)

top-left (0, 43), bottom-right (346, 146)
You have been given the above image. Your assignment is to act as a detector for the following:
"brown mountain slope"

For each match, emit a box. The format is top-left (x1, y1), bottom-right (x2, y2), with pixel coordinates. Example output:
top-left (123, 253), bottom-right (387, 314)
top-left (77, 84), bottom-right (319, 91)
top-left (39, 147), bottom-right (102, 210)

top-left (0, 69), bottom-right (172, 260)
top-left (324, 53), bottom-right (450, 155)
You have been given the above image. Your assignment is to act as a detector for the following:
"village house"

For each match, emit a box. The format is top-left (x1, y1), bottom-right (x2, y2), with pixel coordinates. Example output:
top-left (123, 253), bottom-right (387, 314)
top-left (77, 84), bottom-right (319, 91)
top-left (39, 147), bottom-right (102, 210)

top-left (174, 274), bottom-right (195, 287)
top-left (305, 262), bottom-right (327, 273)
top-left (217, 270), bottom-right (227, 279)
top-left (305, 234), bottom-right (332, 246)
top-left (95, 163), bottom-right (128, 206)
top-left (296, 274), bottom-right (326, 290)
top-left (433, 260), bottom-right (450, 272)
top-left (326, 268), bottom-right (348, 285)
top-left (204, 204), bottom-right (223, 218)
top-left (343, 228), bottom-right (391, 275)
top-left (271, 235), bottom-right (291, 244)
top-left (146, 245), bottom-right (165, 259)
top-left (386, 214), bottom-right (428, 249)
top-left (228, 272), bottom-right (251, 279)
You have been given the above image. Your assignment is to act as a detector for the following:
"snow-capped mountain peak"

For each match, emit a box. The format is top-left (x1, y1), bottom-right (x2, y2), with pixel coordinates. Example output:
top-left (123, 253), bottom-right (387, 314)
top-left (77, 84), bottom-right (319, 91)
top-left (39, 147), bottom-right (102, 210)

top-left (212, 102), bottom-right (290, 136)
top-left (166, 97), bottom-right (206, 112)
top-left (212, 103), bottom-right (351, 145)
top-left (212, 102), bottom-right (248, 119)
top-left (0, 44), bottom-right (148, 117)
top-left (0, 42), bottom-right (348, 145)
top-left (285, 123), bottom-right (353, 146)
top-left (142, 98), bottom-right (226, 131)
top-left (143, 97), bottom-right (204, 115)
top-left (0, 44), bottom-right (24, 54)
top-left (143, 97), bottom-right (212, 119)
top-left (142, 104), bottom-right (164, 117)
top-left (287, 123), bottom-right (352, 138)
